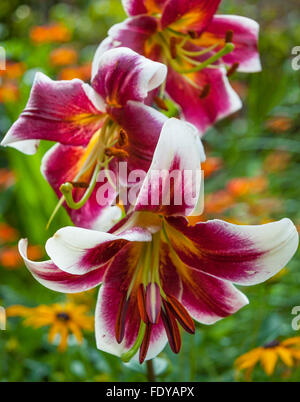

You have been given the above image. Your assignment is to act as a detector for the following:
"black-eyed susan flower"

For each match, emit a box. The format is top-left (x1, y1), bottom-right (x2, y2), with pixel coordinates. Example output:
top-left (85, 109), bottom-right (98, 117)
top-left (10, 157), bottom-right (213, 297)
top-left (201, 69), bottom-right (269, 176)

top-left (7, 302), bottom-right (93, 351)
top-left (235, 338), bottom-right (300, 380)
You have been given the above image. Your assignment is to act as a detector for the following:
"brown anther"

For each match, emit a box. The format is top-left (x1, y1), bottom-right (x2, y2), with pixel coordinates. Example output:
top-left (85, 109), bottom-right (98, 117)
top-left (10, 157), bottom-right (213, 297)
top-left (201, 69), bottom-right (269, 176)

top-left (188, 30), bottom-right (198, 39)
top-left (118, 129), bottom-right (128, 147)
top-left (115, 293), bottom-right (130, 344)
top-left (199, 83), bottom-right (211, 99)
top-left (139, 323), bottom-right (153, 364)
top-left (226, 62), bottom-right (239, 77)
top-left (161, 300), bottom-right (181, 354)
top-left (137, 284), bottom-right (148, 324)
top-left (170, 37), bottom-right (178, 59)
top-left (166, 295), bottom-right (195, 334)
top-left (68, 181), bottom-right (89, 188)
top-left (225, 30), bottom-right (234, 43)
top-left (154, 96), bottom-right (169, 111)
top-left (105, 147), bottom-right (129, 160)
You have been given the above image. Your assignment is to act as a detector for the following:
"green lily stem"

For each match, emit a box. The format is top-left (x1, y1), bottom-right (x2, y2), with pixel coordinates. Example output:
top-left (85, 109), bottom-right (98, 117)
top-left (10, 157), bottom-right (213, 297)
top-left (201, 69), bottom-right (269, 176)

top-left (146, 360), bottom-right (156, 382)
top-left (60, 162), bottom-right (101, 210)
top-left (121, 321), bottom-right (146, 363)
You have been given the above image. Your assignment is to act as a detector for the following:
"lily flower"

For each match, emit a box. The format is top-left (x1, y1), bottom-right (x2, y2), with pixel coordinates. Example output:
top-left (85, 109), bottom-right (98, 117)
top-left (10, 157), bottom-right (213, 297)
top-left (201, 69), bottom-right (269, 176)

top-left (97, 0), bottom-right (261, 133)
top-left (1, 47), bottom-right (167, 229)
top-left (18, 118), bottom-right (298, 363)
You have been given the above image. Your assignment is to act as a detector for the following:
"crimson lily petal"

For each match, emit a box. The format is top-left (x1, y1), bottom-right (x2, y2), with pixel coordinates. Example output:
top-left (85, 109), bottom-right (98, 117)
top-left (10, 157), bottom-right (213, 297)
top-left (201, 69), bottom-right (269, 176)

top-left (100, 16), bottom-right (158, 55)
top-left (204, 15), bottom-right (261, 72)
top-left (122, 0), bottom-right (166, 16)
top-left (111, 101), bottom-right (167, 176)
top-left (166, 66), bottom-right (242, 134)
top-left (181, 267), bottom-right (248, 324)
top-left (161, 0), bottom-right (221, 34)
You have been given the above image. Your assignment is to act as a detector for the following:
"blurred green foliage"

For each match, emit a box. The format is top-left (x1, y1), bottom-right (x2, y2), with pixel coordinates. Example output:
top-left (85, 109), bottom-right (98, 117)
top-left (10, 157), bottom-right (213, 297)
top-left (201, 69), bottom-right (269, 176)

top-left (0, 0), bottom-right (300, 382)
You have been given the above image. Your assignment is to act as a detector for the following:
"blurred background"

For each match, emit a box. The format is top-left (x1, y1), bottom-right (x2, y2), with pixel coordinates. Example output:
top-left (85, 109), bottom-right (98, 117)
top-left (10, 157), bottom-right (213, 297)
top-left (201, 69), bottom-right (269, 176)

top-left (0, 0), bottom-right (300, 382)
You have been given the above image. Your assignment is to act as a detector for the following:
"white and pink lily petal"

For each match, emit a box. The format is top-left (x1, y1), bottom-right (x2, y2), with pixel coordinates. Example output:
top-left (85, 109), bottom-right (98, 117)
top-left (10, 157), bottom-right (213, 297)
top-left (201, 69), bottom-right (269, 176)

top-left (1, 47), bottom-right (167, 155)
top-left (134, 118), bottom-right (206, 217)
top-left (164, 217), bottom-right (299, 285)
top-left (19, 239), bottom-right (107, 293)
top-left (1, 72), bottom-right (105, 155)
top-left (92, 47), bottom-right (166, 108)
top-left (198, 15), bottom-right (261, 72)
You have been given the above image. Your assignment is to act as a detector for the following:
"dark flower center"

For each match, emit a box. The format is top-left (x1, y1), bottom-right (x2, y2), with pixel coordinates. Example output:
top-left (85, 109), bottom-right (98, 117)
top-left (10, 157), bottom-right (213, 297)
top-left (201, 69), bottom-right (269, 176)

top-left (56, 312), bottom-right (70, 322)
top-left (263, 339), bottom-right (280, 349)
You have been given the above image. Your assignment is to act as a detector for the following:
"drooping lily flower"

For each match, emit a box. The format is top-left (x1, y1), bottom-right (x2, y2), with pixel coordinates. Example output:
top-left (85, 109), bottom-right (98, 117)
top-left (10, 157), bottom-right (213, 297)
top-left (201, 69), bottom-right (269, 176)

top-left (1, 47), bottom-right (167, 229)
top-left (96, 0), bottom-right (261, 133)
top-left (19, 118), bottom-right (298, 363)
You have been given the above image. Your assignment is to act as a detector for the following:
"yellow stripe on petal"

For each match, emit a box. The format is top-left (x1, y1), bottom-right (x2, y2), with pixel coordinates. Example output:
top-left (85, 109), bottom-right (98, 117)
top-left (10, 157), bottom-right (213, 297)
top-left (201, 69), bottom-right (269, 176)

top-left (145, 0), bottom-right (164, 14)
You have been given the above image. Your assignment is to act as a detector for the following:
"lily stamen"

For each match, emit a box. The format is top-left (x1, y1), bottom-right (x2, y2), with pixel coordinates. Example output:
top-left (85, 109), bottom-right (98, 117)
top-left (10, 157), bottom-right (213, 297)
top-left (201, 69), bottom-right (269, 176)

top-left (118, 129), bottom-right (128, 147)
top-left (104, 147), bottom-right (129, 160)
top-left (225, 30), bottom-right (234, 43)
top-left (199, 83), bottom-right (211, 99)
top-left (154, 96), bottom-right (169, 111)
top-left (161, 301), bottom-right (181, 354)
top-left (227, 62), bottom-right (240, 77)
top-left (115, 293), bottom-right (130, 344)
top-left (170, 37), bottom-right (178, 59)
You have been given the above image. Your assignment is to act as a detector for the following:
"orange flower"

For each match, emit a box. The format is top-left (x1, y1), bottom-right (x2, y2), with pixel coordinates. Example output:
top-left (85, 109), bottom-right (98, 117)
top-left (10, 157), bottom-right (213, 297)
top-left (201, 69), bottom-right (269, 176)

top-left (265, 116), bottom-right (293, 133)
top-left (50, 47), bottom-right (78, 67)
top-left (7, 302), bottom-right (94, 351)
top-left (0, 246), bottom-right (23, 269)
top-left (0, 62), bottom-right (26, 79)
top-left (0, 169), bottom-right (15, 189)
top-left (202, 156), bottom-right (223, 178)
top-left (0, 82), bottom-right (19, 103)
top-left (30, 23), bottom-right (71, 44)
top-left (0, 223), bottom-right (19, 244)
top-left (227, 176), bottom-right (268, 198)
top-left (264, 151), bottom-right (291, 173)
top-left (235, 338), bottom-right (300, 380)
top-left (0, 244), bottom-right (43, 269)
top-left (58, 63), bottom-right (91, 81)
top-left (204, 190), bottom-right (235, 214)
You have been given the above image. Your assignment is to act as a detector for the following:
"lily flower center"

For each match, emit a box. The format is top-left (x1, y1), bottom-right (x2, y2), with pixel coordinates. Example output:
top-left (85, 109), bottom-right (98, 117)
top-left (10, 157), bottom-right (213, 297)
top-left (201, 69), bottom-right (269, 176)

top-left (148, 27), bottom-right (236, 100)
top-left (115, 230), bottom-right (195, 364)
top-left (49, 116), bottom-right (129, 221)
